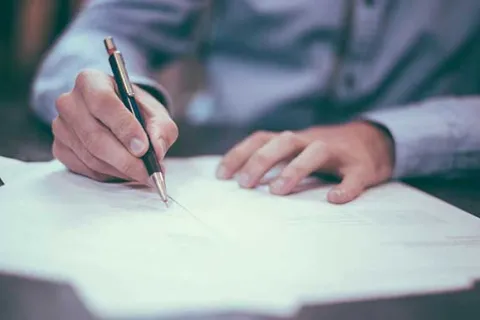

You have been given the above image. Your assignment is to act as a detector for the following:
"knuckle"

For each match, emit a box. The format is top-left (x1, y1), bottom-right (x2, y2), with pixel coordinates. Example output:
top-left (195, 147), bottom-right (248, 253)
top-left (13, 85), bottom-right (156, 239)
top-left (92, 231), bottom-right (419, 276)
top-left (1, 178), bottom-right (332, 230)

top-left (55, 93), bottom-right (71, 115)
top-left (252, 130), bottom-right (272, 142)
top-left (311, 140), bottom-right (330, 154)
top-left (284, 165), bottom-right (305, 178)
top-left (251, 151), bottom-right (270, 167)
top-left (75, 69), bottom-right (101, 89)
top-left (89, 89), bottom-right (118, 115)
top-left (75, 69), bottom-right (108, 95)
top-left (279, 130), bottom-right (295, 139)
top-left (221, 150), bottom-right (240, 167)
top-left (279, 130), bottom-right (299, 146)
top-left (75, 70), bottom-right (92, 91)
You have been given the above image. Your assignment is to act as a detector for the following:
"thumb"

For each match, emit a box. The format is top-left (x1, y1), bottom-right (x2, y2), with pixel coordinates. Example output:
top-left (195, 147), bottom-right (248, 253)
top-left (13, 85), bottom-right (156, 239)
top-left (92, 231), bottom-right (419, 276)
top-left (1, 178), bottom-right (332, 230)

top-left (327, 171), bottom-right (367, 204)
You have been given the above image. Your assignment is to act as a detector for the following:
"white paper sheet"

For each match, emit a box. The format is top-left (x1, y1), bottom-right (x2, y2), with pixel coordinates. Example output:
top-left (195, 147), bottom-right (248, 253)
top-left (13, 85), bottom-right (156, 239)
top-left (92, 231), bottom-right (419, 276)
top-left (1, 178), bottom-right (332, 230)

top-left (0, 156), bottom-right (50, 184)
top-left (0, 156), bottom-right (479, 318)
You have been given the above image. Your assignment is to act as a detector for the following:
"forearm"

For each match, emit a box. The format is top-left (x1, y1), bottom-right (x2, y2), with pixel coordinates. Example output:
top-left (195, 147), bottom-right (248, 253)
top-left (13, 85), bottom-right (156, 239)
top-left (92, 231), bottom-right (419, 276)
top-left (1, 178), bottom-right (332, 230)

top-left (31, 0), bottom-right (208, 124)
top-left (363, 96), bottom-right (480, 178)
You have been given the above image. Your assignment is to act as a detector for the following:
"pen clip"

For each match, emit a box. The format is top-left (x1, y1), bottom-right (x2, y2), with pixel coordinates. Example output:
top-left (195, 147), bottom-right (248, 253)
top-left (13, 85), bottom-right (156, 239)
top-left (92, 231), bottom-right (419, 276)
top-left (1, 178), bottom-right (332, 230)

top-left (104, 36), bottom-right (135, 96)
top-left (113, 52), bottom-right (135, 96)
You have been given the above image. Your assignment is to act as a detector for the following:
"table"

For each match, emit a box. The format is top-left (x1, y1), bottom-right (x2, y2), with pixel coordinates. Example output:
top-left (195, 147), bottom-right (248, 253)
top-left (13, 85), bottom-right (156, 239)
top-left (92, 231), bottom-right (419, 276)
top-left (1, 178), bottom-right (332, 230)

top-left (1, 101), bottom-right (479, 320)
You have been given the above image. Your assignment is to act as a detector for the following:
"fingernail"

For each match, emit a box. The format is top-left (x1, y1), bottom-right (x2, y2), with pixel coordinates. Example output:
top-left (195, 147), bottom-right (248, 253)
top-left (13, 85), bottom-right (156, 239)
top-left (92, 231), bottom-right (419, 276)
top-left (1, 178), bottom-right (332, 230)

top-left (129, 138), bottom-right (146, 156)
top-left (270, 177), bottom-right (288, 194)
top-left (237, 173), bottom-right (251, 188)
top-left (330, 188), bottom-right (345, 202)
top-left (216, 165), bottom-right (229, 179)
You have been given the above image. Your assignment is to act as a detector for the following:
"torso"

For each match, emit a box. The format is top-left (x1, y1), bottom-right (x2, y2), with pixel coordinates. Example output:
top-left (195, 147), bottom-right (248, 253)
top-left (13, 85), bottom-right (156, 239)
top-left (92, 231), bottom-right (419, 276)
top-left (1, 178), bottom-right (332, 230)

top-left (191, 0), bottom-right (480, 129)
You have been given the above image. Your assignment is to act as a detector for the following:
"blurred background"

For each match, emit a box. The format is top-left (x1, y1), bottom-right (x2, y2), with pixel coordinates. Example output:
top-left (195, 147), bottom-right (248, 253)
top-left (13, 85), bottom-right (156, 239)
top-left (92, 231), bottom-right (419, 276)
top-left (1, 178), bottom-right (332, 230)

top-left (0, 0), bottom-right (84, 99)
top-left (0, 0), bottom-right (201, 113)
top-left (0, 0), bottom-right (85, 160)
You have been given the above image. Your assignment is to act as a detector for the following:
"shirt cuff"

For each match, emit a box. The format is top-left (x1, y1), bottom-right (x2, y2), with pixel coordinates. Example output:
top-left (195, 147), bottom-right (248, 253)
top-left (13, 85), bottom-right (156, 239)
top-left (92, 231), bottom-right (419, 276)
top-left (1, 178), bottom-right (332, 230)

top-left (362, 103), bottom-right (455, 179)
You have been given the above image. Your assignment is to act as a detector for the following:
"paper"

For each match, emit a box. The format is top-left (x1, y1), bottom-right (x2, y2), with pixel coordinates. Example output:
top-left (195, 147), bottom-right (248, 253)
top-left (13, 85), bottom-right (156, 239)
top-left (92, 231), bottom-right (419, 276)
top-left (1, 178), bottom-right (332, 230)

top-left (0, 156), bottom-right (50, 185)
top-left (0, 156), bottom-right (479, 318)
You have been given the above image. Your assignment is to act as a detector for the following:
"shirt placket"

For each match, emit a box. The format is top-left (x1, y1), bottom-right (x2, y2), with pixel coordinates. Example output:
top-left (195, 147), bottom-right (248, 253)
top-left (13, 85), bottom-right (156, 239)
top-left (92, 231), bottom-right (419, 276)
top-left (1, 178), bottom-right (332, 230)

top-left (332, 0), bottom-right (387, 103)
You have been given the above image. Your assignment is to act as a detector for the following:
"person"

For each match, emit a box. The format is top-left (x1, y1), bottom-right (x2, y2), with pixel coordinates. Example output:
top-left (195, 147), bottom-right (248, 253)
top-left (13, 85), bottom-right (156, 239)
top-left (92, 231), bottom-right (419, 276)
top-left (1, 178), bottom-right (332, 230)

top-left (32, 0), bottom-right (480, 204)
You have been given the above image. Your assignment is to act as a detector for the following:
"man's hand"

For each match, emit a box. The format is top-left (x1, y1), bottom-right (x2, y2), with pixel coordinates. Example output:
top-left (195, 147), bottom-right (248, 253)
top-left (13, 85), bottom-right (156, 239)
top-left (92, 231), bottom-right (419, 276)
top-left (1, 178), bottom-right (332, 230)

top-left (216, 122), bottom-right (394, 204)
top-left (52, 69), bottom-right (178, 183)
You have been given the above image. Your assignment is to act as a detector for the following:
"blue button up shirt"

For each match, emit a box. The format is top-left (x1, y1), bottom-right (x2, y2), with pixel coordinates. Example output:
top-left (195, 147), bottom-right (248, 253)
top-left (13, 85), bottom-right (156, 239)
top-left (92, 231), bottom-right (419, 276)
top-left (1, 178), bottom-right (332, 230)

top-left (32, 0), bottom-right (480, 179)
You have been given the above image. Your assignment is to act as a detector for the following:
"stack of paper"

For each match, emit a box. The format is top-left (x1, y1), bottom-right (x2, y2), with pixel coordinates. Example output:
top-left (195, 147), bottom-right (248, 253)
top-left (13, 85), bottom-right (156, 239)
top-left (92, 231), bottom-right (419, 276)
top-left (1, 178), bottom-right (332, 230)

top-left (0, 156), bottom-right (479, 318)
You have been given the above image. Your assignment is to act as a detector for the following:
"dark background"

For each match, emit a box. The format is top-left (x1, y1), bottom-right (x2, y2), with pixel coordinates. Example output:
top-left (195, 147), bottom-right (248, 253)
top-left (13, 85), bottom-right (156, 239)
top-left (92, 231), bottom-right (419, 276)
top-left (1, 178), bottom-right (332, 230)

top-left (0, 0), bottom-right (83, 99)
top-left (0, 1), bottom-right (84, 161)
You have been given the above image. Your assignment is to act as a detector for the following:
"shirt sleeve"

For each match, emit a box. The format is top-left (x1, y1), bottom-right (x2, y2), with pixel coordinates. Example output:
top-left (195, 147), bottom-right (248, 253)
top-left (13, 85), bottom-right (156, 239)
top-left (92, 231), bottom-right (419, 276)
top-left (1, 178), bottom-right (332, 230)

top-left (31, 0), bottom-right (209, 124)
top-left (362, 96), bottom-right (480, 179)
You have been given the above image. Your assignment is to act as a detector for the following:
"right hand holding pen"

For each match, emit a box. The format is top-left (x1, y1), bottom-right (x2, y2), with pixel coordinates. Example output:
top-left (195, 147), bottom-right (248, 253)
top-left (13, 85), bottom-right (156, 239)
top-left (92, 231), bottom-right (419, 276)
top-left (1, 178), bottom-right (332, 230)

top-left (52, 69), bottom-right (178, 183)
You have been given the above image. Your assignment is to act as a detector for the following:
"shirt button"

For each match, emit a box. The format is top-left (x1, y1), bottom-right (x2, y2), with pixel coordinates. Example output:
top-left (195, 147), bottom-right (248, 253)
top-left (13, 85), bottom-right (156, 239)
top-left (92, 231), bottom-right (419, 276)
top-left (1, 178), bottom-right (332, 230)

top-left (343, 73), bottom-right (356, 91)
top-left (364, 0), bottom-right (375, 7)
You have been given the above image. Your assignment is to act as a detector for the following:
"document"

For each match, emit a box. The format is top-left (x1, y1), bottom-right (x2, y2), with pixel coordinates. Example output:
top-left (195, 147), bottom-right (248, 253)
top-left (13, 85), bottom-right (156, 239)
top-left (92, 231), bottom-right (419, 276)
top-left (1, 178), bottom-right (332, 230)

top-left (0, 156), bottom-right (48, 184)
top-left (0, 156), bottom-right (479, 318)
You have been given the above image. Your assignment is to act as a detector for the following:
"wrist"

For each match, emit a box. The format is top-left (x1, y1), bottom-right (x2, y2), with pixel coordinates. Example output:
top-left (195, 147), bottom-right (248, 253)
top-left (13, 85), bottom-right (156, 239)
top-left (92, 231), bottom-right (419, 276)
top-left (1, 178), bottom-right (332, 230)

top-left (354, 120), bottom-right (395, 179)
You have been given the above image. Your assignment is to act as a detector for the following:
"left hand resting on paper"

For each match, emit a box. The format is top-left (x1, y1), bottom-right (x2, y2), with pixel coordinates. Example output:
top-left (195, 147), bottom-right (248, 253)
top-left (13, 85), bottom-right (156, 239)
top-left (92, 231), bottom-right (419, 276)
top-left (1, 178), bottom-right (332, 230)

top-left (216, 121), bottom-right (395, 204)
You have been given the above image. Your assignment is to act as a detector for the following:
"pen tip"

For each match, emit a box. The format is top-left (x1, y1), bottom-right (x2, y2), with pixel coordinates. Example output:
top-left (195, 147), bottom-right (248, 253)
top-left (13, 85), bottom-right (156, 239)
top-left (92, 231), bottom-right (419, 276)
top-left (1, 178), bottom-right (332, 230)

top-left (150, 172), bottom-right (169, 205)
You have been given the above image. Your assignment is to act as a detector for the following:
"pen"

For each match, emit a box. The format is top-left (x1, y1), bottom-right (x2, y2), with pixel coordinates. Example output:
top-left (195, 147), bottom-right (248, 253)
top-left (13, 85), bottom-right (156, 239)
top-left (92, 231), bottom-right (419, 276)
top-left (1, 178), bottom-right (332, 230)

top-left (104, 37), bottom-right (169, 207)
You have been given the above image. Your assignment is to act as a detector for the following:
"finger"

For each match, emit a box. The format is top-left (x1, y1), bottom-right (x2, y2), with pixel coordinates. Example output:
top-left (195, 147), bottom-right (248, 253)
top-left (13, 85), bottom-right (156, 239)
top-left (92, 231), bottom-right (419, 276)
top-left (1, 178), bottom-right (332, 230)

top-left (52, 117), bottom-right (130, 181)
top-left (216, 131), bottom-right (274, 180)
top-left (160, 163), bottom-right (167, 174)
top-left (145, 115), bottom-right (179, 161)
top-left (135, 87), bottom-right (178, 160)
top-left (236, 131), bottom-right (304, 188)
top-left (327, 170), bottom-right (367, 204)
top-left (57, 88), bottom-right (148, 183)
top-left (269, 141), bottom-right (335, 195)
top-left (52, 139), bottom-right (114, 182)
top-left (75, 69), bottom-right (149, 157)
